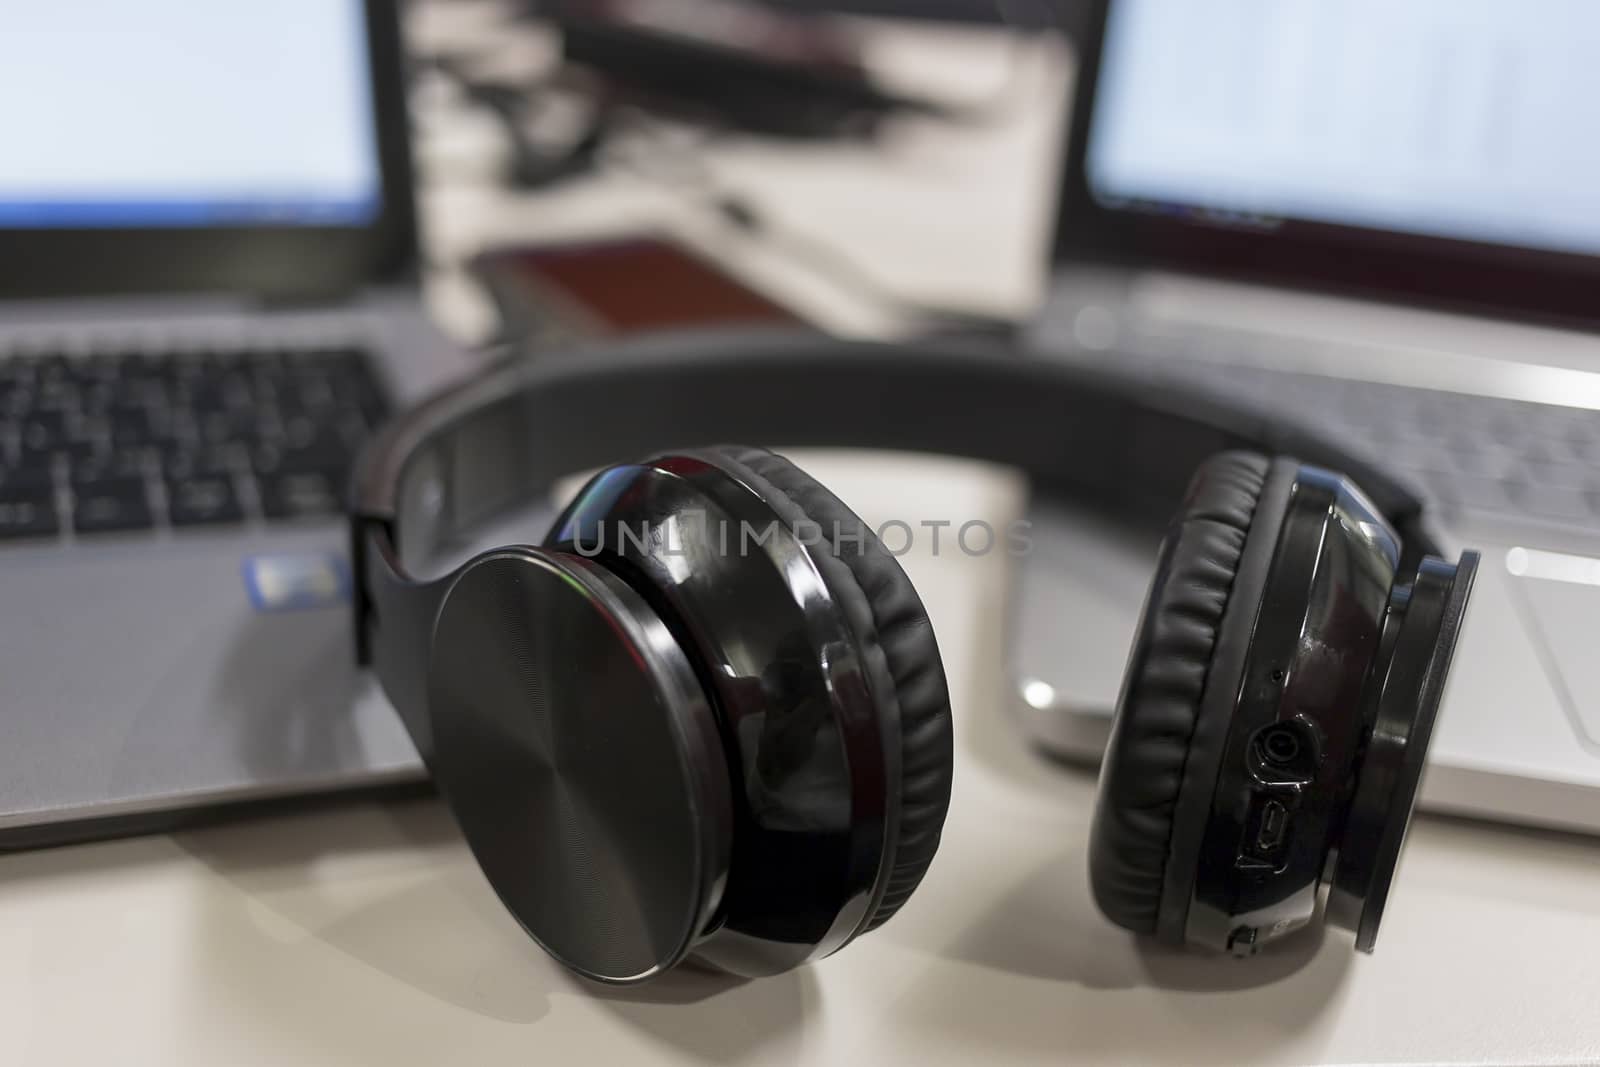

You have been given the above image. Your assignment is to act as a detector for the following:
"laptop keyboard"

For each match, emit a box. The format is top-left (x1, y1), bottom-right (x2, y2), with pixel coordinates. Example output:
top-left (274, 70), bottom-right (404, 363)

top-left (0, 345), bottom-right (389, 541)
top-left (1099, 347), bottom-right (1600, 534)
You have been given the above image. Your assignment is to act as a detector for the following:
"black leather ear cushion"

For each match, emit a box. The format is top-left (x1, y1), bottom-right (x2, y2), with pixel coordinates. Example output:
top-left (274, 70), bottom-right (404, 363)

top-left (1088, 451), bottom-right (1271, 935)
top-left (707, 445), bottom-right (953, 932)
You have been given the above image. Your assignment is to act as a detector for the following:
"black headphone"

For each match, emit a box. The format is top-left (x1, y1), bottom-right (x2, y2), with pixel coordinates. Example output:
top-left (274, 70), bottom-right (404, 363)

top-left (349, 332), bottom-right (1478, 984)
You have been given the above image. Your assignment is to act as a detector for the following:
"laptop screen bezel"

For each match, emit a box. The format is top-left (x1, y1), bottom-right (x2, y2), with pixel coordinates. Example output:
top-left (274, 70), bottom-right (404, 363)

top-left (0, 0), bottom-right (417, 301)
top-left (1053, 0), bottom-right (1600, 329)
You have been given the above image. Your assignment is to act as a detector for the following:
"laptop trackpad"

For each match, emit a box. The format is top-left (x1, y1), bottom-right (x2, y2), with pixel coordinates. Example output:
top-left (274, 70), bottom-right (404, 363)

top-left (1509, 550), bottom-right (1600, 751)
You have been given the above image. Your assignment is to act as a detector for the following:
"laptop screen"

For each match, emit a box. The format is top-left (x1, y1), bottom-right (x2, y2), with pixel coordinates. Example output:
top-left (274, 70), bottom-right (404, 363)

top-left (0, 0), bottom-right (381, 229)
top-left (1086, 0), bottom-right (1600, 258)
top-left (1060, 0), bottom-right (1600, 322)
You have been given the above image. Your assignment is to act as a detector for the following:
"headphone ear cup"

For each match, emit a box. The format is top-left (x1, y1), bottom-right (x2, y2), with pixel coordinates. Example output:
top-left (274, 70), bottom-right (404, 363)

top-left (707, 446), bottom-right (954, 932)
top-left (1089, 451), bottom-right (1293, 940)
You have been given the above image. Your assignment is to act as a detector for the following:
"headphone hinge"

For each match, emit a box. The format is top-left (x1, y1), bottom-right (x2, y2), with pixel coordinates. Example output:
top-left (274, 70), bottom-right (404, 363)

top-left (349, 514), bottom-right (392, 668)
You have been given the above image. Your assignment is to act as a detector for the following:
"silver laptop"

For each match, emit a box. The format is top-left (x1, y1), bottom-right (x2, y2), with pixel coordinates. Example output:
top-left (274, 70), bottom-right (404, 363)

top-left (0, 0), bottom-right (473, 844)
top-left (1014, 0), bottom-right (1600, 834)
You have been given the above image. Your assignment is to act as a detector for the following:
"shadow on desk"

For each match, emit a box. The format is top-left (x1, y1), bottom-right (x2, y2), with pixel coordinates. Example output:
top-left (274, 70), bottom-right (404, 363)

top-left (909, 848), bottom-right (1337, 992)
top-left (871, 837), bottom-right (1353, 1061)
top-left (172, 798), bottom-right (812, 1063)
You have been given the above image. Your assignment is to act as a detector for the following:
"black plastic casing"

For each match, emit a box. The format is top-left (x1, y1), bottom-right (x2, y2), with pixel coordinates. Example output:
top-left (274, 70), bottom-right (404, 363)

top-left (1183, 467), bottom-right (1478, 955)
top-left (545, 454), bottom-right (898, 979)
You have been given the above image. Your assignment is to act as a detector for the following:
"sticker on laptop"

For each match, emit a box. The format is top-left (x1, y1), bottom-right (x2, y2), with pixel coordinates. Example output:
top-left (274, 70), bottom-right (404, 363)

top-left (242, 554), bottom-right (351, 612)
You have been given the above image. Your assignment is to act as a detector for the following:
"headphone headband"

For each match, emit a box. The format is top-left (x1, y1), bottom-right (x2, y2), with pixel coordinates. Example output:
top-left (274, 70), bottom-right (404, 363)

top-left (350, 330), bottom-right (1437, 750)
top-left (355, 330), bottom-right (1434, 551)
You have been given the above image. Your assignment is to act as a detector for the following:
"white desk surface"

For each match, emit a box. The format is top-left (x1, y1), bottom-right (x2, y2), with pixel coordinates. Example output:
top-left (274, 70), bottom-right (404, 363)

top-left (5, 6), bottom-right (1599, 1064)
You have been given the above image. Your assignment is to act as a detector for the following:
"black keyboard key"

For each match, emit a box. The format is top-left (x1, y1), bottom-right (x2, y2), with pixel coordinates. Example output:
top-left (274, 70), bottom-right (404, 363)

top-left (96, 377), bottom-right (138, 409)
top-left (72, 450), bottom-right (148, 486)
top-left (0, 487), bottom-right (58, 540)
top-left (222, 373), bottom-right (257, 411)
top-left (33, 355), bottom-right (73, 387)
top-left (0, 462), bottom-right (53, 491)
top-left (156, 435), bottom-right (206, 468)
top-left (60, 438), bottom-right (107, 468)
top-left (253, 431), bottom-right (350, 479)
top-left (288, 376), bottom-right (339, 414)
top-left (167, 475), bottom-right (243, 526)
top-left (0, 383), bottom-right (31, 417)
top-left (34, 380), bottom-right (79, 412)
top-left (19, 412), bottom-right (66, 451)
top-left (293, 413), bottom-right (362, 454)
top-left (7, 447), bottom-right (56, 483)
top-left (110, 408), bottom-right (160, 447)
top-left (16, 439), bottom-right (58, 472)
top-left (259, 469), bottom-right (344, 520)
top-left (198, 407), bottom-right (268, 447)
top-left (176, 375), bottom-right (247, 415)
top-left (73, 478), bottom-right (153, 534)
top-left (163, 445), bottom-right (234, 480)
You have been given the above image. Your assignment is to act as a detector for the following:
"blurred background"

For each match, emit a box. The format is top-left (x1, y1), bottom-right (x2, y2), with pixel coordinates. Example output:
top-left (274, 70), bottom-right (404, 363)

top-left (404, 0), bottom-right (1078, 343)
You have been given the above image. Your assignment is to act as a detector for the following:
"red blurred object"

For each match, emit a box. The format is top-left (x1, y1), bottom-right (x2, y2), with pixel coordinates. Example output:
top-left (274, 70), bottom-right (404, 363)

top-left (473, 234), bottom-right (810, 340)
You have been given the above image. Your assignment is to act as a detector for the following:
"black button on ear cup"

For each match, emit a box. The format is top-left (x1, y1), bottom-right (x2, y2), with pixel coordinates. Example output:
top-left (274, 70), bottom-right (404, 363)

top-left (1088, 451), bottom-right (1286, 937)
top-left (708, 446), bottom-right (954, 932)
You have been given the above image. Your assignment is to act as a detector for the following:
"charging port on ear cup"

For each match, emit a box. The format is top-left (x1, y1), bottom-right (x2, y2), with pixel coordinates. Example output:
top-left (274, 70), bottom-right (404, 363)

top-left (1241, 796), bottom-right (1292, 871)
top-left (1247, 720), bottom-right (1319, 786)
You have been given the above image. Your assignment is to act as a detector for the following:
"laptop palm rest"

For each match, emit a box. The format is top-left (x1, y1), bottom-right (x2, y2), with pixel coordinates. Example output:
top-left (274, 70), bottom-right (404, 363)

top-left (0, 532), bottom-right (421, 834)
top-left (1508, 560), bottom-right (1600, 754)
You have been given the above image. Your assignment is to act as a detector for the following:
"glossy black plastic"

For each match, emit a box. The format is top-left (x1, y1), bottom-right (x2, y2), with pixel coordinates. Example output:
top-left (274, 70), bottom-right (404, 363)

top-left (544, 453), bottom-right (894, 979)
top-left (1185, 466), bottom-right (1477, 955)
top-left (428, 549), bottom-right (733, 983)
top-left (1327, 551), bottom-right (1478, 950)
